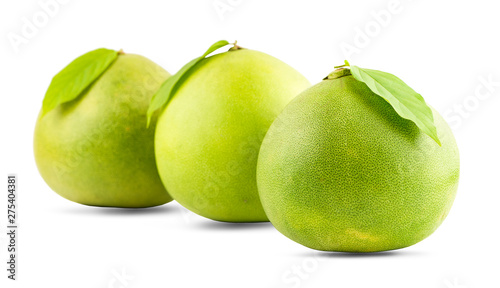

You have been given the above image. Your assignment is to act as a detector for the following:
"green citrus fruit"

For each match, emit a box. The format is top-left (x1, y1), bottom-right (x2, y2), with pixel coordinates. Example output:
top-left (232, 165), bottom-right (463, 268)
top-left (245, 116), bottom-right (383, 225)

top-left (257, 69), bottom-right (460, 252)
top-left (155, 48), bottom-right (310, 222)
top-left (34, 53), bottom-right (173, 208)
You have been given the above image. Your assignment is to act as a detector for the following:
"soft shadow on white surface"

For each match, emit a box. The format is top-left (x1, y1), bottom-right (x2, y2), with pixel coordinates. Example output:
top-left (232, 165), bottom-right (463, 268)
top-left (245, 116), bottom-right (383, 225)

top-left (56, 203), bottom-right (179, 216)
top-left (192, 220), bottom-right (275, 231)
top-left (297, 249), bottom-right (427, 258)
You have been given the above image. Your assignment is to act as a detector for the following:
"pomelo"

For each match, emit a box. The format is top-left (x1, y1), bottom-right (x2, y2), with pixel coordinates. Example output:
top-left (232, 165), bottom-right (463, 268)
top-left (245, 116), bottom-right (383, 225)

top-left (257, 68), bottom-right (460, 252)
top-left (34, 53), bottom-right (172, 208)
top-left (155, 47), bottom-right (310, 222)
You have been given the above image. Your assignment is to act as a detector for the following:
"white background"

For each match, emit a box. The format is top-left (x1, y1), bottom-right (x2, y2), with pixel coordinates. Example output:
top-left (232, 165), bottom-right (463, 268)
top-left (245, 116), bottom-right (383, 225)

top-left (1, 0), bottom-right (499, 287)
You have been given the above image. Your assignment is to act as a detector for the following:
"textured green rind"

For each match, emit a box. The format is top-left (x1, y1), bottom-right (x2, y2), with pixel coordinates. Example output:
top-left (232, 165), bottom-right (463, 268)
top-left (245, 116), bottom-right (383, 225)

top-left (155, 49), bottom-right (311, 222)
top-left (257, 75), bottom-right (460, 252)
top-left (34, 54), bottom-right (173, 208)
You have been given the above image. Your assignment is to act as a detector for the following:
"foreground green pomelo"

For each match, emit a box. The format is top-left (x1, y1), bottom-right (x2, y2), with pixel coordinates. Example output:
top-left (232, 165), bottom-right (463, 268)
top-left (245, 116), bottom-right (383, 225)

top-left (257, 71), bottom-right (460, 252)
top-left (155, 48), bottom-right (310, 222)
top-left (34, 54), bottom-right (173, 208)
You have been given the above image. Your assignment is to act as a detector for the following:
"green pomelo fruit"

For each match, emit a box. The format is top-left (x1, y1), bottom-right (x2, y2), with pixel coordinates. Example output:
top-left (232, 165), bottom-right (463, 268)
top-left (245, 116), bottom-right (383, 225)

top-left (257, 71), bottom-right (460, 252)
top-left (34, 54), bottom-right (173, 208)
top-left (155, 48), bottom-right (311, 222)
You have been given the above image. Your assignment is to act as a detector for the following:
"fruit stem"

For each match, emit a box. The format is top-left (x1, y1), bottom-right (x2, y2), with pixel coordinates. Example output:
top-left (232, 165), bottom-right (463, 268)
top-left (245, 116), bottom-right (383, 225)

top-left (118, 49), bottom-right (125, 55)
top-left (229, 40), bottom-right (244, 51)
top-left (323, 68), bottom-right (352, 80)
top-left (325, 60), bottom-right (352, 80)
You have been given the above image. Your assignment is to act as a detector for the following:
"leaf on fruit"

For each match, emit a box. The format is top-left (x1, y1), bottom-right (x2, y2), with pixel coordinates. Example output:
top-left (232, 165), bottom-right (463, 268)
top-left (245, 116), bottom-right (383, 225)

top-left (147, 40), bottom-right (231, 127)
top-left (41, 48), bottom-right (118, 116)
top-left (349, 64), bottom-right (441, 146)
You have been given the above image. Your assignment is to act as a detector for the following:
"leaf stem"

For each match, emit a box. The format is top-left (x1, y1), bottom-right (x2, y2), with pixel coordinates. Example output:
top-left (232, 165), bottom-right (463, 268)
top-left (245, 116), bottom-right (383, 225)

top-left (334, 60), bottom-right (351, 69)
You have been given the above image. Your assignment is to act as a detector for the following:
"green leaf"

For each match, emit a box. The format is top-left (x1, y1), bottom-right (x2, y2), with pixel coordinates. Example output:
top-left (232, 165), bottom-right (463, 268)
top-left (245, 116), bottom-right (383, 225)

top-left (349, 65), bottom-right (441, 146)
top-left (41, 48), bottom-right (118, 116)
top-left (147, 40), bottom-right (231, 127)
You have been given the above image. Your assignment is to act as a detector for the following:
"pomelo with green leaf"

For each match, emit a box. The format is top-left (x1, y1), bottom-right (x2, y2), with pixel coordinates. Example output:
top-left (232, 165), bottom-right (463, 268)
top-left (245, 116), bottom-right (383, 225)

top-left (151, 40), bottom-right (311, 222)
top-left (34, 49), bottom-right (172, 208)
top-left (257, 62), bottom-right (460, 252)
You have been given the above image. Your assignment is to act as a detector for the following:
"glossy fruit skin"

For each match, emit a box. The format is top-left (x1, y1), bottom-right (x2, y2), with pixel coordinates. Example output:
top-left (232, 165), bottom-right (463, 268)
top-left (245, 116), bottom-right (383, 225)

top-left (155, 49), bottom-right (310, 222)
top-left (257, 75), bottom-right (460, 252)
top-left (34, 54), bottom-right (172, 208)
